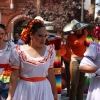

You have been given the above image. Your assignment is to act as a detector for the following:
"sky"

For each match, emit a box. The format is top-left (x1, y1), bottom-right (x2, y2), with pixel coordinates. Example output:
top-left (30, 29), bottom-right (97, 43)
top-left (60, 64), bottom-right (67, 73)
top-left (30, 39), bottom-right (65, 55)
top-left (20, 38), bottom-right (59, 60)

top-left (95, 0), bottom-right (100, 18)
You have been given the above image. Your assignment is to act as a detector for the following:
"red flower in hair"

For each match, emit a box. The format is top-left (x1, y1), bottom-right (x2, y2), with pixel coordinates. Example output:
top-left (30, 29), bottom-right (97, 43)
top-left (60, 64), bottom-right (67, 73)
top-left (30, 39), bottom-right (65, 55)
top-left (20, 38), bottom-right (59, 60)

top-left (93, 25), bottom-right (100, 40)
top-left (20, 19), bottom-right (44, 43)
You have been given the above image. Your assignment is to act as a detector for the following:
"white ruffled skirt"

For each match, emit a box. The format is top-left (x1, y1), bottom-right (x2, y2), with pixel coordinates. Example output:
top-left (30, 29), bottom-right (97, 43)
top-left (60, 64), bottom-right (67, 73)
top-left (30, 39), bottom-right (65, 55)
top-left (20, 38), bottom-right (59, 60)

top-left (12, 79), bottom-right (54, 100)
top-left (86, 77), bottom-right (100, 100)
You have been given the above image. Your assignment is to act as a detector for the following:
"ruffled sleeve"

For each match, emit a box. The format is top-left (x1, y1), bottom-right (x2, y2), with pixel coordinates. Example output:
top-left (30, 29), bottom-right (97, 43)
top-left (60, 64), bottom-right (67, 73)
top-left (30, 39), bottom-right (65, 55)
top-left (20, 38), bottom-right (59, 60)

top-left (79, 42), bottom-right (98, 68)
top-left (10, 46), bottom-right (20, 69)
top-left (49, 46), bottom-right (56, 68)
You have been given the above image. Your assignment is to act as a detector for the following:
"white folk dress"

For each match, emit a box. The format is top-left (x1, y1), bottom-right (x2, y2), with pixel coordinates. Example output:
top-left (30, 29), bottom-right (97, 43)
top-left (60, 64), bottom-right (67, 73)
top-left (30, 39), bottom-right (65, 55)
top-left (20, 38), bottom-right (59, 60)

top-left (0, 41), bottom-right (14, 100)
top-left (10, 45), bottom-right (55, 100)
top-left (80, 42), bottom-right (100, 100)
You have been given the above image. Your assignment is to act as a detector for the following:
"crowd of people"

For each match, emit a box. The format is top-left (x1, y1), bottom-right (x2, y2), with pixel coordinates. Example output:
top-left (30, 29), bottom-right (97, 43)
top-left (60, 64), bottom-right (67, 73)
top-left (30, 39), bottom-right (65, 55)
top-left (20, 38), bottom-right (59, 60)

top-left (0, 17), bottom-right (100, 100)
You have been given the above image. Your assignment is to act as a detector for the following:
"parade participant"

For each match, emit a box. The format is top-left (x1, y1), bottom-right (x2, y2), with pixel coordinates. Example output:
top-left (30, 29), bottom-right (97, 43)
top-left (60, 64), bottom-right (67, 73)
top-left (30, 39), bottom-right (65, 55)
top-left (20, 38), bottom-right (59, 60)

top-left (61, 35), bottom-right (71, 97)
top-left (47, 33), bottom-right (66, 96)
top-left (0, 23), bottom-right (14, 100)
top-left (13, 33), bottom-right (20, 44)
top-left (79, 25), bottom-right (100, 100)
top-left (6, 19), bottom-right (57, 100)
top-left (47, 33), bottom-right (66, 56)
top-left (63, 19), bottom-right (89, 100)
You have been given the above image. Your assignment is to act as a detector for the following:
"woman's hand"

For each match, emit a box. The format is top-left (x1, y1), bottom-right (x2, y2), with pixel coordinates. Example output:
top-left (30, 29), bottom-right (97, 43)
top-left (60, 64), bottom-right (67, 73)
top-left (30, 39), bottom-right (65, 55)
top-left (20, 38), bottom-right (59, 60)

top-left (6, 98), bottom-right (12, 100)
top-left (83, 29), bottom-right (88, 36)
top-left (54, 94), bottom-right (58, 100)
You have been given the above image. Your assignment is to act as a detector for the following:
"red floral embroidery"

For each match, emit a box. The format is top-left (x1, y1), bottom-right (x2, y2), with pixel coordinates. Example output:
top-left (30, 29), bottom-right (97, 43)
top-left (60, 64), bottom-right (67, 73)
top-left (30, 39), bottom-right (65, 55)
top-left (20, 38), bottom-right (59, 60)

top-left (16, 45), bottom-right (53, 65)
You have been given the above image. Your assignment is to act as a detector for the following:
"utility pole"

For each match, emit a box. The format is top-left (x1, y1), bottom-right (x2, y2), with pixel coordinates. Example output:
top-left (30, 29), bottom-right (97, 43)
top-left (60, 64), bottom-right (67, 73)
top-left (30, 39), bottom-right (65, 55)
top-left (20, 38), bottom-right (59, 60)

top-left (37, 0), bottom-right (41, 14)
top-left (37, 0), bottom-right (44, 14)
top-left (81, 0), bottom-right (84, 22)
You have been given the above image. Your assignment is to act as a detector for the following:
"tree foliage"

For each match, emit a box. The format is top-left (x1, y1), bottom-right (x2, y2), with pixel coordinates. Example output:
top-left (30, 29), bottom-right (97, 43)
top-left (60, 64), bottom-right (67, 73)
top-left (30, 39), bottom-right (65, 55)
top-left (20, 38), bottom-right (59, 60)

top-left (23, 0), bottom-right (98, 32)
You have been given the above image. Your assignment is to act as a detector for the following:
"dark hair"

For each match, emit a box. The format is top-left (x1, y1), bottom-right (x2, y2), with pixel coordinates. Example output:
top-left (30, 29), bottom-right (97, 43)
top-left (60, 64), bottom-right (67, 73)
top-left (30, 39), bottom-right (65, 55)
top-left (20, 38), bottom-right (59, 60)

top-left (31, 22), bottom-right (45, 34)
top-left (0, 24), bottom-right (6, 30)
top-left (26, 21), bottom-right (45, 44)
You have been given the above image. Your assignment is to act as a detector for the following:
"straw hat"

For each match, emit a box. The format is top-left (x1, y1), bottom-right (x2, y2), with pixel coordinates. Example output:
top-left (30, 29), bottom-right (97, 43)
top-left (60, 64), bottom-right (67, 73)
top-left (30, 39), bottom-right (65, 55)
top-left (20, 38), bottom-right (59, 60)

top-left (63, 19), bottom-right (89, 32)
top-left (34, 16), bottom-right (53, 25)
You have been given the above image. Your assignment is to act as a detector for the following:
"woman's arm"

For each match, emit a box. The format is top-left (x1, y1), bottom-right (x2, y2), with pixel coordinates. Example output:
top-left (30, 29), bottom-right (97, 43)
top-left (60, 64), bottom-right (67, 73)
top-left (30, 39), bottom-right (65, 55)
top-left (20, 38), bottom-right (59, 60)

top-left (6, 69), bottom-right (19, 100)
top-left (79, 65), bottom-right (98, 73)
top-left (67, 30), bottom-right (88, 46)
top-left (47, 68), bottom-right (58, 100)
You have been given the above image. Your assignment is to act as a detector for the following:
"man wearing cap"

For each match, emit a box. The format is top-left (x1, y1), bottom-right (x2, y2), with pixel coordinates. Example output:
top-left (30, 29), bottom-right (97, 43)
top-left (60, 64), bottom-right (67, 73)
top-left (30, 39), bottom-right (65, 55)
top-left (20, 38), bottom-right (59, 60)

top-left (63, 19), bottom-right (88, 100)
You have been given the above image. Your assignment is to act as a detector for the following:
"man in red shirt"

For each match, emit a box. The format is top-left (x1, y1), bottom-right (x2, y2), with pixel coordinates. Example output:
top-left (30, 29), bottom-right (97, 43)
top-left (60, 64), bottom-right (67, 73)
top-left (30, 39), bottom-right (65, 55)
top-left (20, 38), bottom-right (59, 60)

top-left (63, 19), bottom-right (89, 100)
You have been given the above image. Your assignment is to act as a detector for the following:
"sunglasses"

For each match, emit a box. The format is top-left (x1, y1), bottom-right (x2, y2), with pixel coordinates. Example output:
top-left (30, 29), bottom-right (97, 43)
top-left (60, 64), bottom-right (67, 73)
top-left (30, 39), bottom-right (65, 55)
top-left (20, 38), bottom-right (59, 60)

top-left (37, 34), bottom-right (49, 38)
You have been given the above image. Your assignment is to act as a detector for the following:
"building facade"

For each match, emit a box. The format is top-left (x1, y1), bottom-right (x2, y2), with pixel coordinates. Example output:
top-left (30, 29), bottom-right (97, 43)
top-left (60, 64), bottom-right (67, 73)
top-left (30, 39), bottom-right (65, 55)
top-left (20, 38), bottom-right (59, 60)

top-left (0, 0), bottom-right (92, 35)
top-left (0, 0), bottom-right (51, 35)
top-left (0, 0), bottom-right (56, 34)
top-left (0, 0), bottom-right (28, 34)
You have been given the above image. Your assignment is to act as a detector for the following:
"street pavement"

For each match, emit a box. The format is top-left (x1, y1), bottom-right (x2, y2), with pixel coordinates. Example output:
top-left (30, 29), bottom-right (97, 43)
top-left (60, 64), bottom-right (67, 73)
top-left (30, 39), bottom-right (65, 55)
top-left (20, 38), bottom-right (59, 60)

top-left (60, 89), bottom-right (87, 100)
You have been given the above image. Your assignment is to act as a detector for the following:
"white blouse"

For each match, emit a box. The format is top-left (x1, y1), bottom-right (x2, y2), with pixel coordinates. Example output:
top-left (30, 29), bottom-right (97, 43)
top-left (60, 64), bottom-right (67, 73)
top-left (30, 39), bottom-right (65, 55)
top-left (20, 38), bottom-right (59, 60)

top-left (10, 45), bottom-right (56, 78)
top-left (80, 42), bottom-right (100, 77)
top-left (0, 41), bottom-right (15, 74)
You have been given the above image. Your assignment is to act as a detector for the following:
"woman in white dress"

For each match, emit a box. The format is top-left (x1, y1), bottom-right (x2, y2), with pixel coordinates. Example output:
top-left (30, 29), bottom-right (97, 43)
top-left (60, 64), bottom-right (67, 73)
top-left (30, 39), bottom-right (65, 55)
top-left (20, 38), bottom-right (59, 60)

top-left (6, 19), bottom-right (57, 100)
top-left (0, 23), bottom-right (14, 100)
top-left (79, 25), bottom-right (100, 100)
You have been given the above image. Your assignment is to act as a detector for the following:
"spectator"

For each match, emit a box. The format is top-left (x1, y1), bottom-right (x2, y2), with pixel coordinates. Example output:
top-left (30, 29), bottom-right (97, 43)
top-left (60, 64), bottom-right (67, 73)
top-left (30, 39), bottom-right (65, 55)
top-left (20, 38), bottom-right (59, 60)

top-left (62, 35), bottom-right (71, 97)
top-left (13, 33), bottom-right (20, 44)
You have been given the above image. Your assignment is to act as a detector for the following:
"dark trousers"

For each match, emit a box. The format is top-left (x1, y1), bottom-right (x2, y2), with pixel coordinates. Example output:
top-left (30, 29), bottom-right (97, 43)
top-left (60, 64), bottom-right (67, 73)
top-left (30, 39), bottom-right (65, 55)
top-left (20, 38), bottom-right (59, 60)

top-left (69, 60), bottom-right (86, 100)
top-left (64, 61), bottom-right (70, 94)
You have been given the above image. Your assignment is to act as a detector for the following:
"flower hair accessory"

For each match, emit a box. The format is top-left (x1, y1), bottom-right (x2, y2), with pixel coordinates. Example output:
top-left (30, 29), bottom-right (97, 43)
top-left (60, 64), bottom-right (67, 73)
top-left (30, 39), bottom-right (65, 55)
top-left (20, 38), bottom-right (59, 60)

top-left (20, 19), bottom-right (44, 43)
top-left (93, 25), bottom-right (100, 40)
